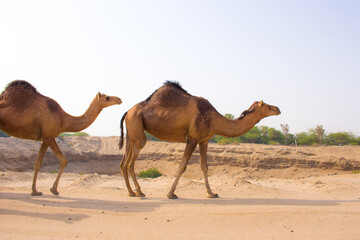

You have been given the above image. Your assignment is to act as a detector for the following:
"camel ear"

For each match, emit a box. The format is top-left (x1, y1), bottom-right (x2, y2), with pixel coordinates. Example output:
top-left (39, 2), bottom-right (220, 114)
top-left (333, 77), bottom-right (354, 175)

top-left (98, 92), bottom-right (102, 98)
top-left (258, 100), bottom-right (264, 107)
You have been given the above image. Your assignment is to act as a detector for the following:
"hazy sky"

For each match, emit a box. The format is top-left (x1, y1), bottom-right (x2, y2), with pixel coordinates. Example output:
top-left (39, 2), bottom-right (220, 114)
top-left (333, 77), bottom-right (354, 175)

top-left (1, 0), bottom-right (359, 136)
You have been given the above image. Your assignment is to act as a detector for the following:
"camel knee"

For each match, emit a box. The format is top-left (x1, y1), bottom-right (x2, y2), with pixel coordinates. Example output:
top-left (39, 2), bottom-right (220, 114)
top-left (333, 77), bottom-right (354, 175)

top-left (138, 139), bottom-right (147, 149)
top-left (178, 164), bottom-right (187, 174)
top-left (201, 163), bottom-right (208, 173)
top-left (59, 158), bottom-right (68, 168)
top-left (121, 164), bottom-right (128, 175)
top-left (127, 164), bottom-right (134, 173)
top-left (34, 161), bottom-right (42, 170)
top-left (120, 159), bottom-right (125, 170)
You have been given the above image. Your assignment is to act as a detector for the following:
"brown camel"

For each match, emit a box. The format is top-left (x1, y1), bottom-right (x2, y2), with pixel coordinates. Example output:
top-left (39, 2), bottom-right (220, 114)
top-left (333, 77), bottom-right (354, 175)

top-left (119, 81), bottom-right (280, 199)
top-left (0, 80), bottom-right (122, 196)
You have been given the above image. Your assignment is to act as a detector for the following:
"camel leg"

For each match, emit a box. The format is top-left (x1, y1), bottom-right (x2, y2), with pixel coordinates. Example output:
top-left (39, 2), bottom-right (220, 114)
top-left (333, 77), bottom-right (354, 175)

top-left (199, 141), bottom-right (218, 198)
top-left (31, 141), bottom-right (49, 196)
top-left (128, 140), bottom-right (146, 197)
top-left (120, 135), bottom-right (136, 196)
top-left (43, 137), bottom-right (67, 195)
top-left (167, 138), bottom-right (198, 199)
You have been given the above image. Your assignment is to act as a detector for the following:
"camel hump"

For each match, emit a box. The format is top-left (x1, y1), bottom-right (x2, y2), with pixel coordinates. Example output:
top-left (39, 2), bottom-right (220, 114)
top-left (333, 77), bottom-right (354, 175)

top-left (2, 80), bottom-right (39, 100)
top-left (144, 81), bottom-right (190, 103)
top-left (5, 80), bottom-right (38, 93)
top-left (163, 81), bottom-right (188, 94)
top-left (1, 80), bottom-right (41, 108)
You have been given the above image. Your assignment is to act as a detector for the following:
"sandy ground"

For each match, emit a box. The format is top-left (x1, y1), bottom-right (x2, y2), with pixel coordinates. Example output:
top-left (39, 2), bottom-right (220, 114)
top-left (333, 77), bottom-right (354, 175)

top-left (1, 136), bottom-right (360, 239)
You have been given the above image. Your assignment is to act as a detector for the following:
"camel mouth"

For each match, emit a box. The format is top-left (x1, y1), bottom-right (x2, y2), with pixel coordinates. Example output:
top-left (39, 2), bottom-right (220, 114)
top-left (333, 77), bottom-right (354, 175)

top-left (115, 98), bottom-right (122, 105)
top-left (275, 107), bottom-right (281, 115)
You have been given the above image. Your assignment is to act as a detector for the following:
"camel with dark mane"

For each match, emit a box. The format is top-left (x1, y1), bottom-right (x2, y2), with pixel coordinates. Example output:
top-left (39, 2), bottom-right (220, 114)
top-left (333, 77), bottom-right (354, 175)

top-left (119, 81), bottom-right (280, 199)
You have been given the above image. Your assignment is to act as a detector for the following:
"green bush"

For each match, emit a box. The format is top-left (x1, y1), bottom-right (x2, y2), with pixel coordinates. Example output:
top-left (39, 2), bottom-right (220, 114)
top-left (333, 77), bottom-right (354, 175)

top-left (0, 130), bottom-right (9, 138)
top-left (60, 132), bottom-right (89, 137)
top-left (324, 132), bottom-right (359, 146)
top-left (138, 168), bottom-right (162, 178)
top-left (145, 131), bottom-right (160, 141)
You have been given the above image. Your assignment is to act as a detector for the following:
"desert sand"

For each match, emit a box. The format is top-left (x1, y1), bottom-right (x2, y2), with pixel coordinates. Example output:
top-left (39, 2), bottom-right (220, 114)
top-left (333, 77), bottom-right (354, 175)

top-left (1, 136), bottom-right (360, 239)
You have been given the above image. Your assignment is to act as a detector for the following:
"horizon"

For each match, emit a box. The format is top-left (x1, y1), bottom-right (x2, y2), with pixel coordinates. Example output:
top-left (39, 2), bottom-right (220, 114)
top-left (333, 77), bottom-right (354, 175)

top-left (1, 1), bottom-right (359, 136)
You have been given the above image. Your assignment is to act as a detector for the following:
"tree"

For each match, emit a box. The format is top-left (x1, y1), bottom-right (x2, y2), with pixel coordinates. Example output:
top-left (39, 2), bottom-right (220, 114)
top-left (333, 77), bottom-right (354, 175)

top-left (145, 131), bottom-right (160, 141)
top-left (295, 132), bottom-right (316, 145)
top-left (242, 126), bottom-right (262, 143)
top-left (324, 132), bottom-right (359, 145)
top-left (60, 132), bottom-right (89, 137)
top-left (259, 126), bottom-right (269, 137)
top-left (0, 130), bottom-right (9, 138)
top-left (224, 113), bottom-right (234, 120)
top-left (314, 125), bottom-right (325, 144)
top-left (280, 124), bottom-right (290, 144)
top-left (268, 128), bottom-right (283, 143)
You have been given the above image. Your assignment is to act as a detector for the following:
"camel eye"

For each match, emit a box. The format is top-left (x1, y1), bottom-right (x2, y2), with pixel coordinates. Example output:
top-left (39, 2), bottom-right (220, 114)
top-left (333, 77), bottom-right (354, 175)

top-left (106, 96), bottom-right (110, 101)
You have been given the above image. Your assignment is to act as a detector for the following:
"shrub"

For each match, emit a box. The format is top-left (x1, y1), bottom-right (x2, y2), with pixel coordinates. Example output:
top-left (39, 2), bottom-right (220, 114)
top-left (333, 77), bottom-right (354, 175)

top-left (138, 168), bottom-right (162, 178)
top-left (60, 132), bottom-right (89, 137)
top-left (0, 130), bottom-right (9, 138)
top-left (217, 138), bottom-right (231, 145)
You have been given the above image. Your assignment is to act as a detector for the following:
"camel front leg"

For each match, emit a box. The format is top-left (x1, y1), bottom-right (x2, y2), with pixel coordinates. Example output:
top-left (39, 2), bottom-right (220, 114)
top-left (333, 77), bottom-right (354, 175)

top-left (43, 137), bottom-right (67, 195)
top-left (199, 141), bottom-right (218, 198)
top-left (167, 138), bottom-right (198, 199)
top-left (31, 141), bottom-right (49, 196)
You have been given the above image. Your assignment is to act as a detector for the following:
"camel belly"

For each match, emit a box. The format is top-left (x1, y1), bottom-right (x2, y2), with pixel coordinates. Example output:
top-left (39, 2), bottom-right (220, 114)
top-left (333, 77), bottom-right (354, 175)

top-left (0, 118), bottom-right (42, 141)
top-left (147, 130), bottom-right (187, 143)
top-left (144, 120), bottom-right (188, 143)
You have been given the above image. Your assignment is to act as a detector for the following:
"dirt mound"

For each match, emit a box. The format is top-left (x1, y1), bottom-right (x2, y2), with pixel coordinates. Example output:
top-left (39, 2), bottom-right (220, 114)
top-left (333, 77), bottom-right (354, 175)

top-left (1, 137), bottom-right (360, 176)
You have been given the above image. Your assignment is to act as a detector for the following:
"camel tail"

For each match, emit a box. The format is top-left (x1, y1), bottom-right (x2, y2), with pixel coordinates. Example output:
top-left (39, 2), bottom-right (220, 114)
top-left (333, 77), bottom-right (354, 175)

top-left (119, 111), bottom-right (128, 150)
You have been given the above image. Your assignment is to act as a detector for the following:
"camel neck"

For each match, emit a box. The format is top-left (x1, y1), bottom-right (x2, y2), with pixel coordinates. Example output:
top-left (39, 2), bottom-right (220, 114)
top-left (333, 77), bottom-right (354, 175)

top-left (213, 111), bottom-right (262, 138)
top-left (62, 97), bottom-right (102, 133)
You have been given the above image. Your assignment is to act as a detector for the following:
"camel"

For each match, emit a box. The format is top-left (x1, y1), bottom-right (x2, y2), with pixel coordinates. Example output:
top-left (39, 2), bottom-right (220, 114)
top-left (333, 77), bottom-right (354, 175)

top-left (119, 81), bottom-right (280, 199)
top-left (0, 80), bottom-right (122, 196)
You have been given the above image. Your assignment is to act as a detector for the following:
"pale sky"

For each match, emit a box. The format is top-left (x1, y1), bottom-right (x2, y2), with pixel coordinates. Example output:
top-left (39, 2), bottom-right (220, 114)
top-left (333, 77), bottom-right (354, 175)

top-left (1, 0), bottom-right (359, 136)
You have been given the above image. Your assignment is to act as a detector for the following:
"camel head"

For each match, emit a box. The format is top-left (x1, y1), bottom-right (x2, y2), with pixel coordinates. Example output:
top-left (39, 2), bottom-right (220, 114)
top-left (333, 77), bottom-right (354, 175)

top-left (96, 92), bottom-right (122, 108)
top-left (240, 100), bottom-right (280, 119)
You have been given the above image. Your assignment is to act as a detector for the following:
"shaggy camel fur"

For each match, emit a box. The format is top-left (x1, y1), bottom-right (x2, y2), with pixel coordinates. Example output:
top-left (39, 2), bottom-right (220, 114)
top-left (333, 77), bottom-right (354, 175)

top-left (0, 80), bottom-right (122, 195)
top-left (119, 81), bottom-right (280, 199)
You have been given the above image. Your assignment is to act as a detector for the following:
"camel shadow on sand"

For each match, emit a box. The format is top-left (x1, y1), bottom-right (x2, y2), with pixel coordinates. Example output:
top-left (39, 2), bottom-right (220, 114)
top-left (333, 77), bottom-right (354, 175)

top-left (1, 191), bottom-right (359, 224)
top-left (0, 191), bottom-right (160, 224)
top-left (162, 197), bottom-right (359, 206)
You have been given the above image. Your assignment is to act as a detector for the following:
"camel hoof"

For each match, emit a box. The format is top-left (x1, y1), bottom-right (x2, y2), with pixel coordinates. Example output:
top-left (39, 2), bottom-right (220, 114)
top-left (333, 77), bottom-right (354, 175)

top-left (136, 192), bottom-right (146, 197)
top-left (167, 193), bottom-right (178, 199)
top-left (208, 193), bottom-right (219, 198)
top-left (31, 191), bottom-right (43, 196)
top-left (128, 192), bottom-right (137, 197)
top-left (50, 188), bottom-right (59, 195)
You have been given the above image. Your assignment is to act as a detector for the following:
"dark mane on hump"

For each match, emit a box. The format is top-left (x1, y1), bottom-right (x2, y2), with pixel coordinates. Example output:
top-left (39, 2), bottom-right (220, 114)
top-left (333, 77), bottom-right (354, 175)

top-left (163, 80), bottom-right (188, 94)
top-left (144, 80), bottom-right (189, 102)
top-left (4, 80), bottom-right (38, 94)
top-left (1, 80), bottom-right (40, 102)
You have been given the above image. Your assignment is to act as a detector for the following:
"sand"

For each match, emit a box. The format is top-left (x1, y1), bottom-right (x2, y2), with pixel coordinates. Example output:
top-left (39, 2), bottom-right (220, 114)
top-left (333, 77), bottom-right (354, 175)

top-left (1, 136), bottom-right (360, 239)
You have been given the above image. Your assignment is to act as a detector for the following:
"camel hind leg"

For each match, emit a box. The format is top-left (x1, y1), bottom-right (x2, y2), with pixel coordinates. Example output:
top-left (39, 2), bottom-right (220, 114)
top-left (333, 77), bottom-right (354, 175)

top-left (120, 129), bottom-right (147, 197)
top-left (31, 141), bottom-right (49, 196)
top-left (128, 138), bottom-right (147, 197)
top-left (120, 133), bottom-right (137, 196)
